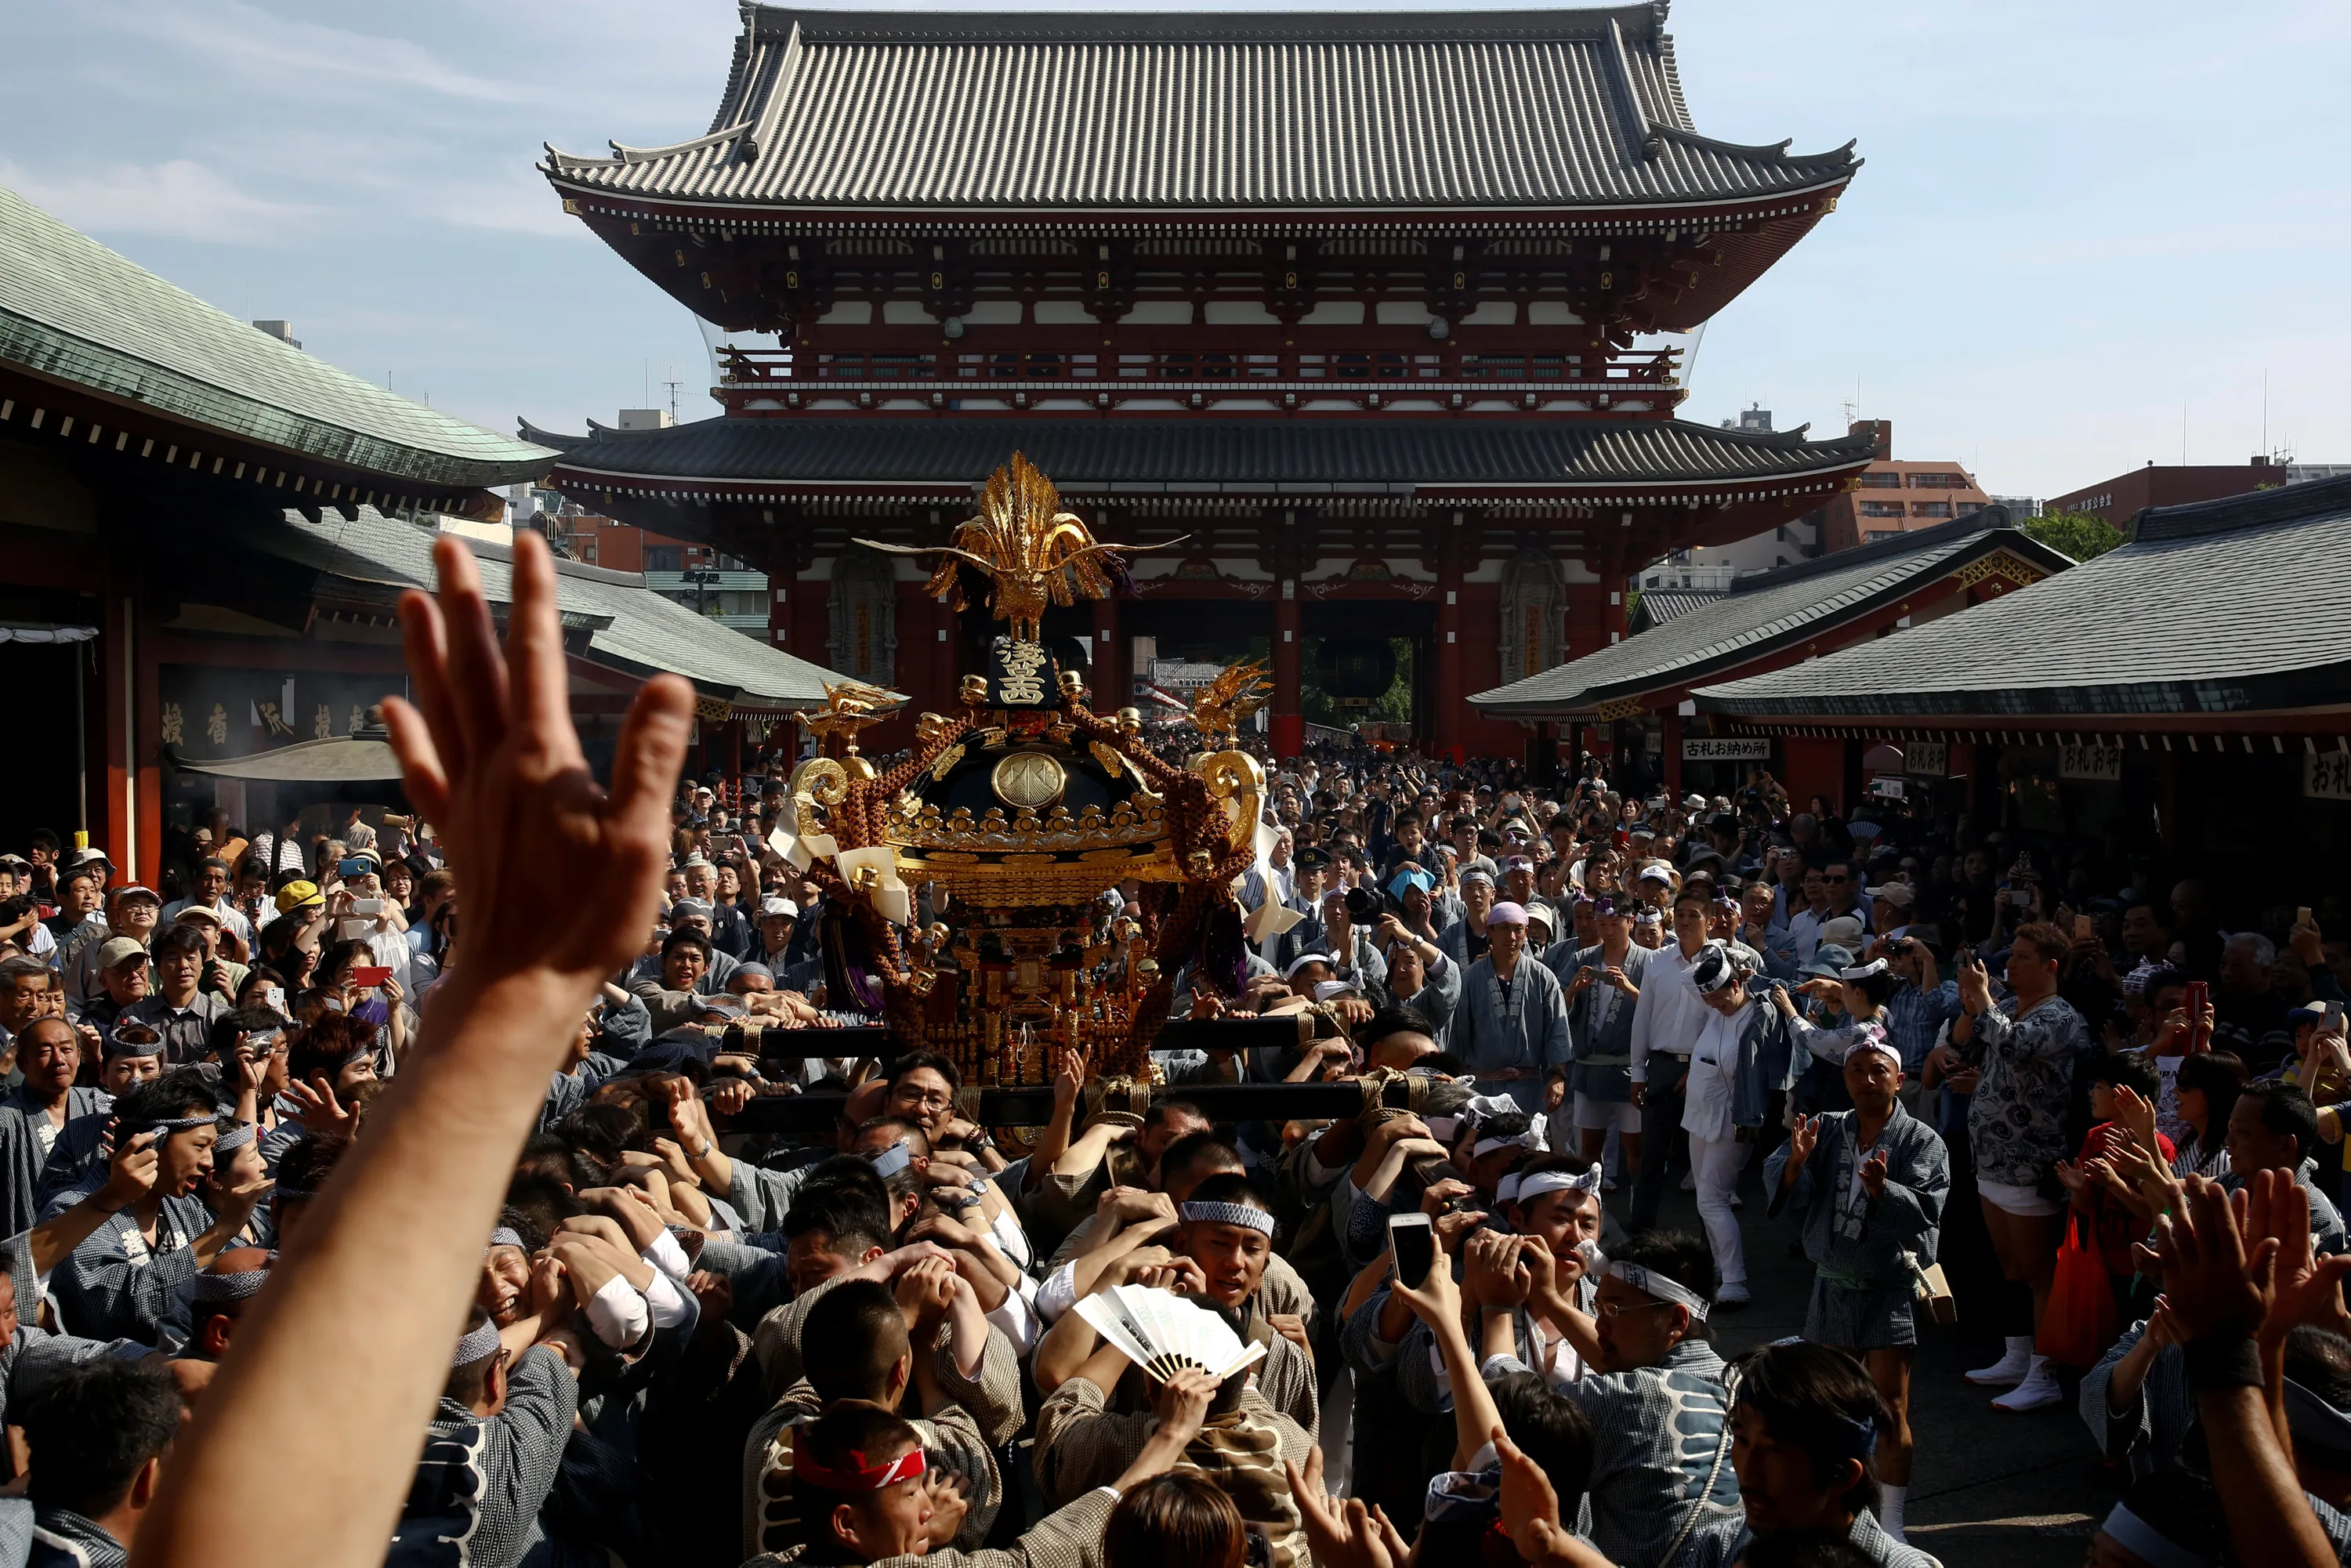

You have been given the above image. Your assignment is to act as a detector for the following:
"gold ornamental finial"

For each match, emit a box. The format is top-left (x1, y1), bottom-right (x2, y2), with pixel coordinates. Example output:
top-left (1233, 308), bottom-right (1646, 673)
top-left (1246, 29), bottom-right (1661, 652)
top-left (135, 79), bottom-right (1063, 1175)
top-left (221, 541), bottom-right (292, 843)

top-left (1189, 657), bottom-right (1273, 743)
top-left (853, 452), bottom-right (1177, 643)
top-left (799, 678), bottom-right (904, 757)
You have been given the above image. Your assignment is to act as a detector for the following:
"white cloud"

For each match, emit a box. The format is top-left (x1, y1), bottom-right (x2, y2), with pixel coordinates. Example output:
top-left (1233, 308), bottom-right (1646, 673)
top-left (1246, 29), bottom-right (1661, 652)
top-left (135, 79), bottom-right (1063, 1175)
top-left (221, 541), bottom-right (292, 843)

top-left (0, 158), bottom-right (307, 243)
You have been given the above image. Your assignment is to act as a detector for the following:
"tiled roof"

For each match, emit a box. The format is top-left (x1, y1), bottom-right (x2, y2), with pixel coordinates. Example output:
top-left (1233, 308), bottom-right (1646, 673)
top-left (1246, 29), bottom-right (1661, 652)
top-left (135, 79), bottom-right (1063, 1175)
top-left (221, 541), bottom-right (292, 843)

top-left (545, 7), bottom-right (1857, 212)
top-left (1694, 476), bottom-right (2351, 720)
top-left (533, 415), bottom-right (1877, 495)
top-left (1629, 588), bottom-right (1722, 628)
top-left (227, 507), bottom-right (846, 710)
top-left (0, 184), bottom-right (552, 490)
top-left (1473, 509), bottom-right (2074, 717)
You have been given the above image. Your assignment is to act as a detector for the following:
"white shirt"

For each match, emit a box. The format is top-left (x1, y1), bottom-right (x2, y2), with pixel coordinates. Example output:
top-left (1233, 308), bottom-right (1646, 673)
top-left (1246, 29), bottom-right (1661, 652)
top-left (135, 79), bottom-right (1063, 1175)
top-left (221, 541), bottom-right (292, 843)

top-left (163, 896), bottom-right (254, 948)
top-left (1627, 943), bottom-right (1711, 1084)
top-left (1683, 1001), bottom-right (1751, 1144)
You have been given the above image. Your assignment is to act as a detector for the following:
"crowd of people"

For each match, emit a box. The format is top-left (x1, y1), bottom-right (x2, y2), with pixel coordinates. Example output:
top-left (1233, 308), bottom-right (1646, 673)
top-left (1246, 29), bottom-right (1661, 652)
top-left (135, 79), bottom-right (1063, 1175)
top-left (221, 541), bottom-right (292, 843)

top-left (0, 531), bottom-right (2345, 1568)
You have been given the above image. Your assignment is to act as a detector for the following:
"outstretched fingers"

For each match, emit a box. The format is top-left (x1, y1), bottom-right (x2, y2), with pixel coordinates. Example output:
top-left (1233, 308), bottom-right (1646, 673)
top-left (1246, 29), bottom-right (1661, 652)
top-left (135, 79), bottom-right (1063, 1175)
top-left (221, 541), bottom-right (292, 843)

top-left (430, 536), bottom-right (511, 767)
top-left (379, 697), bottom-right (451, 831)
top-left (395, 588), bottom-right (465, 793)
top-left (609, 674), bottom-right (695, 847)
top-left (503, 531), bottom-right (582, 769)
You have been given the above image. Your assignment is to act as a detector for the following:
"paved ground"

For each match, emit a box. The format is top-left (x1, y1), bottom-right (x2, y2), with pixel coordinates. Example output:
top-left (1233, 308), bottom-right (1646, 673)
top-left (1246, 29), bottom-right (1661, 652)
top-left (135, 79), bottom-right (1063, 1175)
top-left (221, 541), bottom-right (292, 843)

top-left (1636, 1175), bottom-right (2105, 1568)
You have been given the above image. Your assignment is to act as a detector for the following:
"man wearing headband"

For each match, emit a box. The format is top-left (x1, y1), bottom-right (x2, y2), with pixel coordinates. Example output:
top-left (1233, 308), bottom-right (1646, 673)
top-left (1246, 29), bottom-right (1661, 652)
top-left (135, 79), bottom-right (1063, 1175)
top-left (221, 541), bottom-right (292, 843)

top-left (795, 1386), bottom-right (1211, 1566)
top-left (56, 1069), bottom-right (267, 1345)
top-left (389, 1305), bottom-right (585, 1568)
top-left (1675, 942), bottom-right (1801, 1311)
top-left (1534, 1230), bottom-right (1741, 1568)
top-left (1765, 1025), bottom-right (1950, 1541)
top-left (1551, 893), bottom-right (1654, 1186)
top-left (748, 1273), bottom-right (1012, 1559)
top-left (180, 1246), bottom-right (274, 1362)
top-left (1375, 905), bottom-right (1460, 1046)
top-left (1452, 900), bottom-right (1572, 1117)
top-left (1031, 1172), bottom-right (1318, 1497)
top-left (1438, 867), bottom-right (1497, 973)
top-left (1628, 889), bottom-right (1733, 1234)
top-left (1684, 1339), bottom-right (1940, 1568)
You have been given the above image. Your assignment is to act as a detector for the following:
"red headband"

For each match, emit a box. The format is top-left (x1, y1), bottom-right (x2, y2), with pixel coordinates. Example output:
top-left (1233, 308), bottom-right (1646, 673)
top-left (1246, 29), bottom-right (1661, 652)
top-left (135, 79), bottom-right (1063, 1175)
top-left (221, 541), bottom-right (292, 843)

top-left (794, 1445), bottom-right (926, 1492)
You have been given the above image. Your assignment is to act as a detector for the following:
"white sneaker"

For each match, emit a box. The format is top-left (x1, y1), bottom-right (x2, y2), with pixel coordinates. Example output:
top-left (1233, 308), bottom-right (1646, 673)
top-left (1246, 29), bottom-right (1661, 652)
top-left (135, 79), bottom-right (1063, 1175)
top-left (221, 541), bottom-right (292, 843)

top-left (1714, 1280), bottom-right (1752, 1308)
top-left (1729, 1193), bottom-right (1744, 1210)
top-left (1679, 1171), bottom-right (1697, 1192)
top-left (1964, 1342), bottom-right (2034, 1386)
top-left (1991, 1360), bottom-right (2063, 1412)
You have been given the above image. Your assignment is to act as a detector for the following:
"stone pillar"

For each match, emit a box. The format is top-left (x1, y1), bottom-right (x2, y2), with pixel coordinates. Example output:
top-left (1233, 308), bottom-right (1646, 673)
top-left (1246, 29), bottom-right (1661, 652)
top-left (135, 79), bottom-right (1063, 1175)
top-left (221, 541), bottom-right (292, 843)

top-left (1434, 522), bottom-right (1465, 759)
top-left (1272, 563), bottom-right (1303, 758)
top-left (1091, 594), bottom-right (1121, 708)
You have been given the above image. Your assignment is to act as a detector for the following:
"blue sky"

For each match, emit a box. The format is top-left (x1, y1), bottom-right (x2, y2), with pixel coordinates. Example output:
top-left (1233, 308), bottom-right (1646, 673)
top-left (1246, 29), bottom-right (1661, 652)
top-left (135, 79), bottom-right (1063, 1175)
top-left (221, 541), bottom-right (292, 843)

top-left (4, 0), bottom-right (2346, 498)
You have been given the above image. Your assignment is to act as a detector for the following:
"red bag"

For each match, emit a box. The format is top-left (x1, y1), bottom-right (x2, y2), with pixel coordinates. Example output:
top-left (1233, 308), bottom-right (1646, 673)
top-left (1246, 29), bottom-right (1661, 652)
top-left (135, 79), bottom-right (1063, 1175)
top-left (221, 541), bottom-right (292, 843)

top-left (2039, 1211), bottom-right (2120, 1367)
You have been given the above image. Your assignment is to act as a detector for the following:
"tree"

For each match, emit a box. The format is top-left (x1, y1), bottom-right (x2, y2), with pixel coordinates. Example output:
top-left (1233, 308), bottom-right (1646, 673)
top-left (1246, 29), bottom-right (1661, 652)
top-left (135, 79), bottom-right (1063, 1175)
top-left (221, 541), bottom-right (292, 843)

top-left (2022, 509), bottom-right (2125, 562)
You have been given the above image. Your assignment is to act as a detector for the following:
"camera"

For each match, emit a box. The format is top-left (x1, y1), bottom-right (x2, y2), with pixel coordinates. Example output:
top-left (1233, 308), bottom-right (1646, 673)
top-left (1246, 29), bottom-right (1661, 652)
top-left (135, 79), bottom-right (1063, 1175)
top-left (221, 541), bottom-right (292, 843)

top-left (1344, 885), bottom-right (1386, 925)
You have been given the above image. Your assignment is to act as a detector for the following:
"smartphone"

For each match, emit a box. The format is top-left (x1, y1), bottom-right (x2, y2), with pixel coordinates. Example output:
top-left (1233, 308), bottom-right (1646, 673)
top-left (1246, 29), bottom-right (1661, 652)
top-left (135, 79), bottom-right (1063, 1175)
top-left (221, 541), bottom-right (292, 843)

top-left (1389, 1212), bottom-right (1435, 1290)
top-left (350, 965), bottom-right (393, 990)
top-left (2327, 1001), bottom-right (2346, 1030)
top-left (2301, 907), bottom-right (2316, 927)
top-left (339, 858), bottom-right (373, 878)
top-left (265, 986), bottom-right (286, 1012)
top-left (2074, 914), bottom-right (2096, 941)
top-left (2184, 980), bottom-right (2210, 1052)
top-left (2007, 888), bottom-right (2032, 907)
top-left (348, 897), bottom-right (386, 917)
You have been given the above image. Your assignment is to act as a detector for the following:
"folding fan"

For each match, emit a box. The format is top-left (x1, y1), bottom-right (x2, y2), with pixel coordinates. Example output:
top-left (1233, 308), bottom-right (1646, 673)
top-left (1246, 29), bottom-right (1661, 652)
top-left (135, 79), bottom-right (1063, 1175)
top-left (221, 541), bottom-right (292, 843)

top-left (1074, 1285), bottom-right (1267, 1385)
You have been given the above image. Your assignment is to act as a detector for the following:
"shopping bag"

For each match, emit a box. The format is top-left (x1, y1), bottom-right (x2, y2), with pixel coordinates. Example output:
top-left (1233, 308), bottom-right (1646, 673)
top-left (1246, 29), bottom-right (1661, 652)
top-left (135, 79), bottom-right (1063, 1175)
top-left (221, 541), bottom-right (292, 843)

top-left (2038, 1211), bottom-right (2119, 1367)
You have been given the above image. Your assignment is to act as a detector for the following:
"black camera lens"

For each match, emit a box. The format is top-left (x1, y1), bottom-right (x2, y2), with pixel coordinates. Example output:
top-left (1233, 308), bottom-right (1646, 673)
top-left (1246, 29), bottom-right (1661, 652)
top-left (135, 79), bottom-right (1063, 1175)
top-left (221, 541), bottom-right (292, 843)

top-left (1345, 887), bottom-right (1381, 924)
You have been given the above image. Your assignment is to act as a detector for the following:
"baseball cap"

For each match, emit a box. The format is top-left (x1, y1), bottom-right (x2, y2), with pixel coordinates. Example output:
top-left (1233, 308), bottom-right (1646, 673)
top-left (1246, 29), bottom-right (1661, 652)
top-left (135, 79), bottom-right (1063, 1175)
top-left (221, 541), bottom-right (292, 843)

top-left (275, 880), bottom-right (325, 914)
top-left (0, 853), bottom-right (28, 871)
top-left (111, 884), bottom-right (161, 906)
top-left (759, 896), bottom-right (800, 920)
top-left (172, 904), bottom-right (224, 928)
top-left (64, 847), bottom-right (110, 871)
top-left (96, 936), bottom-right (150, 971)
top-left (1819, 914), bottom-right (1867, 949)
top-left (1865, 882), bottom-right (1916, 908)
top-left (670, 898), bottom-right (715, 922)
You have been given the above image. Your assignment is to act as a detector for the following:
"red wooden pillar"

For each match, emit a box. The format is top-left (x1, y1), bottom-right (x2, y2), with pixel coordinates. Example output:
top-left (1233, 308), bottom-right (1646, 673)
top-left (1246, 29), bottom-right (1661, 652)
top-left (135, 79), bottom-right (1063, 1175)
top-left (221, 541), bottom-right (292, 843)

top-left (100, 581), bottom-right (135, 885)
top-left (1091, 594), bottom-right (1121, 708)
top-left (1433, 520), bottom-right (1464, 759)
top-left (1272, 569), bottom-right (1303, 759)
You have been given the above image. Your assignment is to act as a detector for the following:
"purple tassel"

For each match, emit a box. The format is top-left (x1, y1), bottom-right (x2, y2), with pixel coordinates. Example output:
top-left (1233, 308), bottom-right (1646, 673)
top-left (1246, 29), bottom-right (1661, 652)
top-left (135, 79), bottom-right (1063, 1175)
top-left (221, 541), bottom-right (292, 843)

top-left (820, 902), bottom-right (886, 1013)
top-left (1201, 902), bottom-right (1248, 999)
top-left (1107, 552), bottom-right (1138, 597)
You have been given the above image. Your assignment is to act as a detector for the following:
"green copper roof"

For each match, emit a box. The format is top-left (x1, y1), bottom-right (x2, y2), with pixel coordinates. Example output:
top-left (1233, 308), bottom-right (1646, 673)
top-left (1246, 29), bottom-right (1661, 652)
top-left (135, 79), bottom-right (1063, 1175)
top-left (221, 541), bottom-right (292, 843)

top-left (0, 182), bottom-right (552, 490)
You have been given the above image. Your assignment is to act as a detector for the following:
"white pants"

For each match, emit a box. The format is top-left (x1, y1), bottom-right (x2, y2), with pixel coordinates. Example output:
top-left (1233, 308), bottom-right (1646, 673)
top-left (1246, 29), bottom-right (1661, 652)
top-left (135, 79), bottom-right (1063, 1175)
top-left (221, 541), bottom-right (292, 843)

top-left (1689, 1135), bottom-right (1748, 1288)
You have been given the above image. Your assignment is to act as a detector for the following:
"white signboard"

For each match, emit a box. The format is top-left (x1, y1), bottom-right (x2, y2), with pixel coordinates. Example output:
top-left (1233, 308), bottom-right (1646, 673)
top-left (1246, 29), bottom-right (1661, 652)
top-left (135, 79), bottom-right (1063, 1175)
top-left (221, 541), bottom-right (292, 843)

top-left (1905, 741), bottom-right (1948, 777)
top-left (1149, 660), bottom-right (1229, 690)
top-left (2306, 751), bottom-right (2351, 802)
top-left (1682, 737), bottom-right (1772, 762)
top-left (2058, 741), bottom-right (2125, 782)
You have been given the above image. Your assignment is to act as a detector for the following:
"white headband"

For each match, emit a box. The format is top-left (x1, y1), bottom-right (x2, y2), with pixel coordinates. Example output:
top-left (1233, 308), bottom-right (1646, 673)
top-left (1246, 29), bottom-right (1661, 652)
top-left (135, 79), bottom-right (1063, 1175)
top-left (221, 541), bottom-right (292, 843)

top-left (1838, 958), bottom-right (1889, 980)
top-left (1495, 1172), bottom-right (1521, 1204)
top-left (1516, 1168), bottom-right (1604, 1204)
top-left (2098, 1505), bottom-right (2210, 1568)
top-left (1473, 1131), bottom-right (1545, 1159)
top-left (1606, 1259), bottom-right (1711, 1322)
top-left (1179, 1200), bottom-right (1275, 1236)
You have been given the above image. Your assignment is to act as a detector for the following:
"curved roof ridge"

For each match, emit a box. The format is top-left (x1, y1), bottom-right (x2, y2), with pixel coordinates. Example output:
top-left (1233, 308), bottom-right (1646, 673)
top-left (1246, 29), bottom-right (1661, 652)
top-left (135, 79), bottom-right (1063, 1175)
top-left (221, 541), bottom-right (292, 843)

top-left (1648, 124), bottom-right (1859, 172)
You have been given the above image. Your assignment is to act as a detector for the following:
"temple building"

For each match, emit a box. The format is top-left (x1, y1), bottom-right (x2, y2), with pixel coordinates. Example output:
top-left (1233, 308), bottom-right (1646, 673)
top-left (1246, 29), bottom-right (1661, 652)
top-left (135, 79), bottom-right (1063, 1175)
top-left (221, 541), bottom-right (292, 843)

top-left (0, 183), bottom-right (839, 877)
top-left (531, 4), bottom-right (1873, 758)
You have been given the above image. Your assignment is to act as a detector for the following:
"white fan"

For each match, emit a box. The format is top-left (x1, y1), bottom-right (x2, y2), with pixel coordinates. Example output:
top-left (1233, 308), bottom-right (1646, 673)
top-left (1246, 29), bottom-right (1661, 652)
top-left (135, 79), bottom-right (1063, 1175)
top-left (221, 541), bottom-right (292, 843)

top-left (1075, 1285), bottom-right (1267, 1385)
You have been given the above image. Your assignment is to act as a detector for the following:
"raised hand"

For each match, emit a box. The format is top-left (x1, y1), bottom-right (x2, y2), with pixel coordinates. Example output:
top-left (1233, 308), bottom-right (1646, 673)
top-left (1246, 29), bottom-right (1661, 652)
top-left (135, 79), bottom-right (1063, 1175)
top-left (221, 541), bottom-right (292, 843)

top-left (2152, 1175), bottom-right (2273, 1343)
top-left (286, 1077), bottom-right (359, 1140)
top-left (1859, 1150), bottom-right (1889, 1200)
top-left (1785, 1114), bottom-right (1819, 1170)
top-left (382, 531), bottom-right (692, 1004)
top-left (96, 1129), bottom-right (161, 1214)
